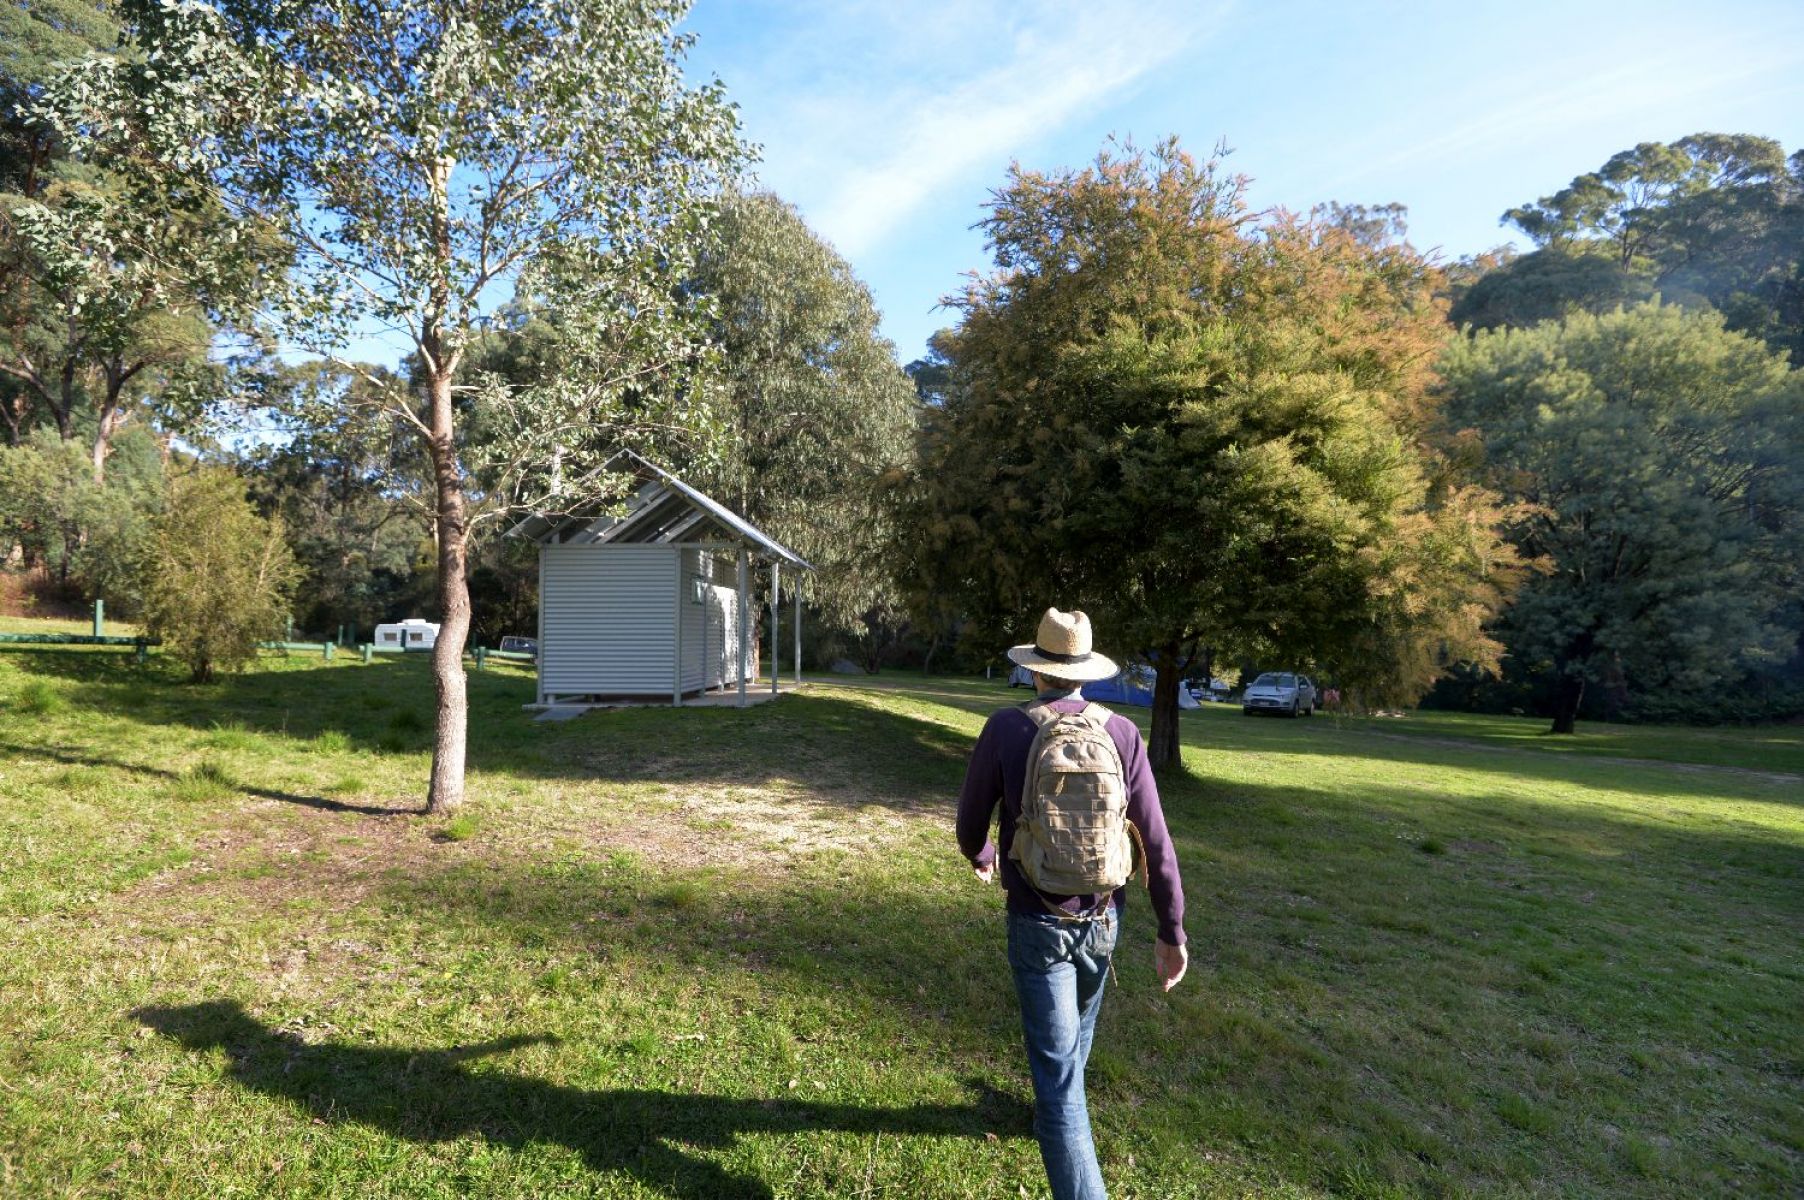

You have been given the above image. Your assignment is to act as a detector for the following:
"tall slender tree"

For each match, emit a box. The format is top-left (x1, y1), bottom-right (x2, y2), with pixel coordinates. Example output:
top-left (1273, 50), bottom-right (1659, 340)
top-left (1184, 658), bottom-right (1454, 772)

top-left (43, 0), bottom-right (746, 810)
top-left (687, 191), bottom-right (919, 654)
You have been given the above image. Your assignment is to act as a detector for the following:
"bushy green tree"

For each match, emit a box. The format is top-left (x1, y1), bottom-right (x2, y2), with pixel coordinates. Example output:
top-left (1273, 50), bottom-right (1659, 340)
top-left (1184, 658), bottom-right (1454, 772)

top-left (1439, 303), bottom-right (1804, 732)
top-left (900, 140), bottom-right (1521, 768)
top-left (1, 0), bottom-right (271, 476)
top-left (0, 422), bottom-right (161, 606)
top-left (1448, 246), bottom-right (1656, 332)
top-left (0, 0), bottom-right (115, 445)
top-left (139, 468), bottom-right (300, 683)
top-left (688, 191), bottom-right (919, 663)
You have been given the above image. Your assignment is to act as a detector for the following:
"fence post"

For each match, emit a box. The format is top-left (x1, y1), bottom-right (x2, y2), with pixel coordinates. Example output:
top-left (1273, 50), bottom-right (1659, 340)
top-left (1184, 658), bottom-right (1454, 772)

top-left (134, 639), bottom-right (147, 665)
top-left (286, 615), bottom-right (294, 641)
top-left (323, 641), bottom-right (334, 662)
top-left (475, 646), bottom-right (487, 672)
top-left (361, 643), bottom-right (372, 664)
top-left (93, 598), bottom-right (104, 638)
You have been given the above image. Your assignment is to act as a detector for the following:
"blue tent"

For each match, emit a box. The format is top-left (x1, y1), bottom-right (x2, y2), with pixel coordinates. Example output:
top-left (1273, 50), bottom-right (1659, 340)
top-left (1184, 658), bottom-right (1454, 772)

top-left (1081, 667), bottom-right (1199, 709)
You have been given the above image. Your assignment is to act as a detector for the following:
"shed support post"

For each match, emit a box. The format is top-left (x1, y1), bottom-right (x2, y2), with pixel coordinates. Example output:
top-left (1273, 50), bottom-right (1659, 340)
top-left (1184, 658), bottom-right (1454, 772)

top-left (535, 549), bottom-right (546, 707)
top-left (770, 562), bottom-right (780, 697)
top-left (736, 548), bottom-right (749, 708)
top-left (672, 546), bottom-right (683, 707)
top-left (794, 579), bottom-right (802, 685)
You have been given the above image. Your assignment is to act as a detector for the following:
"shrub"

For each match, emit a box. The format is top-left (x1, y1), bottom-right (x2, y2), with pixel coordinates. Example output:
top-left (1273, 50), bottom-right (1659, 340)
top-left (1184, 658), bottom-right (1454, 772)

top-left (138, 469), bottom-right (301, 683)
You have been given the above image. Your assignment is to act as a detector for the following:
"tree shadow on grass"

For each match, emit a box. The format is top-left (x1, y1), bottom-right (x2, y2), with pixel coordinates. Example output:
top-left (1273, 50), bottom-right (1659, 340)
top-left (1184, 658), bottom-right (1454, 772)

top-left (22, 649), bottom-right (1790, 808)
top-left (0, 740), bottom-right (416, 817)
top-left (10, 651), bottom-right (982, 812)
top-left (134, 999), bottom-right (1025, 1199)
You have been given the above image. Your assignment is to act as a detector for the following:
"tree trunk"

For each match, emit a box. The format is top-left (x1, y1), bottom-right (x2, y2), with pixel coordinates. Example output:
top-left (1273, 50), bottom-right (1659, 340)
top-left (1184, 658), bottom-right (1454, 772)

top-left (1549, 629), bottom-right (1595, 735)
top-left (425, 361), bottom-right (470, 813)
top-left (1148, 646), bottom-right (1186, 772)
top-left (91, 371), bottom-right (130, 485)
top-left (1550, 672), bottom-right (1585, 735)
top-left (53, 352), bottom-right (76, 441)
top-left (91, 424), bottom-right (111, 485)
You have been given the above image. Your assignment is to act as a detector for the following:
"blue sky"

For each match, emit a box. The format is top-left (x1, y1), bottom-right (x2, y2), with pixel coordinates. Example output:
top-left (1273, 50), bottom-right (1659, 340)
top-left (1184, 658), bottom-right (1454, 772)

top-left (679, 0), bottom-right (1804, 366)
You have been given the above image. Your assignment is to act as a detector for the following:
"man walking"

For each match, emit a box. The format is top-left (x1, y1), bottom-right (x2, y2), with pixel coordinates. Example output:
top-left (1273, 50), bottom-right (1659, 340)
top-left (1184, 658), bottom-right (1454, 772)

top-left (957, 609), bottom-right (1188, 1200)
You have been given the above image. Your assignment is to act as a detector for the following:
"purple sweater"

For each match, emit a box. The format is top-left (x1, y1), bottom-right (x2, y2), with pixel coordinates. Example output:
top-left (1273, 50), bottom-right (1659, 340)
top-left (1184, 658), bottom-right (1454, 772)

top-left (956, 692), bottom-right (1186, 946)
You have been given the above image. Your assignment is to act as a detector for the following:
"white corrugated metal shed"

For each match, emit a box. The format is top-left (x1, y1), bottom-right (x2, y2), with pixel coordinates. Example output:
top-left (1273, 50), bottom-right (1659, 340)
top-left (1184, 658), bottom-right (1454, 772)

top-left (509, 452), bottom-right (813, 710)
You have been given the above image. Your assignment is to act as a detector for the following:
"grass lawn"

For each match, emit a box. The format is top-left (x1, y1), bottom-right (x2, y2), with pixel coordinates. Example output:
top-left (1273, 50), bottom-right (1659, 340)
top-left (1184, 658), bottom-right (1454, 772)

top-left (0, 613), bottom-right (140, 638)
top-left (1329, 707), bottom-right (1804, 777)
top-left (1, 631), bottom-right (1798, 1198)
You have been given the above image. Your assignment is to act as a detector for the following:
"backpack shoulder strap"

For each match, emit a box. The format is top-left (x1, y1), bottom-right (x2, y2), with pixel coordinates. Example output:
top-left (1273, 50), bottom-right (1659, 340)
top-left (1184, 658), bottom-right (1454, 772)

top-left (1021, 700), bottom-right (1064, 729)
top-left (1077, 701), bottom-right (1114, 730)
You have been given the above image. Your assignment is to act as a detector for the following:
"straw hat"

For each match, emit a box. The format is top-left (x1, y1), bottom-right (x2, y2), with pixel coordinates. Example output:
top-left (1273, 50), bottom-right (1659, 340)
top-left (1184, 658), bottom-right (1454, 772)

top-left (1006, 608), bottom-right (1119, 682)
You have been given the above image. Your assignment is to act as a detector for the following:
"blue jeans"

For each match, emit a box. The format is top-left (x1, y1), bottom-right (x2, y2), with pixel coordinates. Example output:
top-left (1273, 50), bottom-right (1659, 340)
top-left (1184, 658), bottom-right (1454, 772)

top-left (1007, 907), bottom-right (1119, 1200)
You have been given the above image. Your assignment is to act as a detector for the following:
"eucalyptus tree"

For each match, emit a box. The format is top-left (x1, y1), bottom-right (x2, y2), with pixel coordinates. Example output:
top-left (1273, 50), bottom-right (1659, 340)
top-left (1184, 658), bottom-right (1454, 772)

top-left (43, 0), bottom-right (745, 810)
top-left (902, 140), bottom-right (1520, 769)
top-left (688, 191), bottom-right (919, 659)
top-left (242, 362), bottom-right (435, 638)
top-left (1440, 303), bottom-right (1803, 733)
top-left (0, 0), bottom-right (110, 443)
top-left (1482, 134), bottom-right (1804, 362)
top-left (1, 0), bottom-right (240, 467)
top-left (0, 183), bottom-right (232, 478)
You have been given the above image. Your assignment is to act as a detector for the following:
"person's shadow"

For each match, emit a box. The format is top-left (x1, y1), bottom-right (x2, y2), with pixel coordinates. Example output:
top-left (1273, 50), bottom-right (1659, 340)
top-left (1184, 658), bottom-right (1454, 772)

top-left (135, 1001), bottom-right (1026, 1198)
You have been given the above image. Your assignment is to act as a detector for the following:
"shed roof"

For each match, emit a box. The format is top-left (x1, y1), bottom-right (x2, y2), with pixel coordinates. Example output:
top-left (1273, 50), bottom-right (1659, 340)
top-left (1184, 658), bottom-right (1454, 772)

top-left (507, 450), bottom-right (814, 571)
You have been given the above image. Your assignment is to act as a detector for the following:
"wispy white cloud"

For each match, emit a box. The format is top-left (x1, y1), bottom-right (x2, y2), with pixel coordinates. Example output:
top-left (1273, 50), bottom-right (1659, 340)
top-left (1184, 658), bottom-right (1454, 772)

top-left (1315, 32), bottom-right (1804, 198)
top-left (727, 1), bottom-right (1227, 258)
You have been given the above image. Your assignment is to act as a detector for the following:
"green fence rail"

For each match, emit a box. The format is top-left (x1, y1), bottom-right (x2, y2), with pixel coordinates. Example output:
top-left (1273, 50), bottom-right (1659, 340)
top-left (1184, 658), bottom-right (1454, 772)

top-left (0, 632), bottom-right (158, 662)
top-left (0, 631), bottom-right (535, 671)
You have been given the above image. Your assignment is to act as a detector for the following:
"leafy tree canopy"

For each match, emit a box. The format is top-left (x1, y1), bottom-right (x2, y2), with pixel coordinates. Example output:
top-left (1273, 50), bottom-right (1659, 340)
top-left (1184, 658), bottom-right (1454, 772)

top-left (1439, 302), bottom-right (1804, 732)
top-left (1486, 134), bottom-right (1804, 361)
top-left (900, 139), bottom-right (1522, 768)
top-left (687, 190), bottom-right (919, 646)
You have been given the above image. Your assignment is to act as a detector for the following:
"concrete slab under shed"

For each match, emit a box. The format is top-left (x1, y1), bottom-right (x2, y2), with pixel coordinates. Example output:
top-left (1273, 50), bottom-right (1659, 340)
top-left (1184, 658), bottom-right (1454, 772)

top-left (526, 683), bottom-right (802, 718)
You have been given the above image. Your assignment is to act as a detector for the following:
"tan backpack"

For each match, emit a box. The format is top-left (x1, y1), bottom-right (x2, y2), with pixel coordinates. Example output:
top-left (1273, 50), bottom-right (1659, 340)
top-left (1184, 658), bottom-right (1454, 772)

top-left (1009, 700), bottom-right (1146, 901)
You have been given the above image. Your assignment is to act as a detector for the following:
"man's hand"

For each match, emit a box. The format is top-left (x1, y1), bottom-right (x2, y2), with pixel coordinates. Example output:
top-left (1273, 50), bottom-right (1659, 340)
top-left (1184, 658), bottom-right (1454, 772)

top-left (1155, 939), bottom-right (1187, 992)
top-left (973, 862), bottom-right (995, 884)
